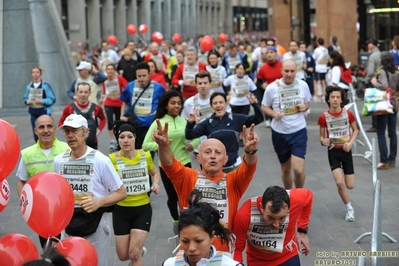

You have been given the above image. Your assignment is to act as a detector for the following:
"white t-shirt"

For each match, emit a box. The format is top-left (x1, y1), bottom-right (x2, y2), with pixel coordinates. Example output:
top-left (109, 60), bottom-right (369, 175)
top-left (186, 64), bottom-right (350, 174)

top-left (312, 46), bottom-right (329, 73)
top-left (326, 66), bottom-right (349, 89)
top-left (16, 148), bottom-right (53, 181)
top-left (206, 65), bottom-right (228, 94)
top-left (101, 49), bottom-right (120, 64)
top-left (163, 245), bottom-right (241, 266)
top-left (262, 78), bottom-right (311, 134)
top-left (282, 51), bottom-right (307, 80)
top-left (53, 147), bottom-right (123, 198)
top-left (223, 75), bottom-right (257, 106)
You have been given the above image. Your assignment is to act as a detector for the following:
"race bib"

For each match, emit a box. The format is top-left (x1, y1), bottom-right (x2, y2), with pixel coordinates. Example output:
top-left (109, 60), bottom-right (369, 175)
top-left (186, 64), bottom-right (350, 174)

top-left (61, 162), bottom-right (94, 205)
top-left (228, 56), bottom-right (241, 70)
top-left (195, 176), bottom-right (229, 228)
top-left (183, 65), bottom-right (198, 84)
top-left (278, 83), bottom-right (301, 115)
top-left (325, 110), bottom-right (350, 144)
top-left (235, 77), bottom-right (249, 97)
top-left (132, 83), bottom-right (154, 115)
top-left (105, 80), bottom-right (119, 99)
top-left (29, 88), bottom-right (43, 107)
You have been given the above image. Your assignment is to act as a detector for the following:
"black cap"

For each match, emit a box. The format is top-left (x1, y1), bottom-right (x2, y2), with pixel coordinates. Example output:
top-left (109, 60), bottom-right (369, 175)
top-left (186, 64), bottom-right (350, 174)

top-left (366, 38), bottom-right (379, 46)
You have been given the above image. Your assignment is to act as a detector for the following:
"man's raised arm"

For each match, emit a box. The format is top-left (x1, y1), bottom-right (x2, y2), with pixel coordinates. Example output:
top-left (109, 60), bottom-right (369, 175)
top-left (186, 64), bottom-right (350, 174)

top-left (152, 119), bottom-right (174, 166)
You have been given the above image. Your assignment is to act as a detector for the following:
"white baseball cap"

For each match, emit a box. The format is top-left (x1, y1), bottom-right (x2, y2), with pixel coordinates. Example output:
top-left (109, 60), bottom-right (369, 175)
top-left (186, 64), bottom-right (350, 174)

top-left (76, 61), bottom-right (92, 70)
top-left (59, 114), bottom-right (88, 129)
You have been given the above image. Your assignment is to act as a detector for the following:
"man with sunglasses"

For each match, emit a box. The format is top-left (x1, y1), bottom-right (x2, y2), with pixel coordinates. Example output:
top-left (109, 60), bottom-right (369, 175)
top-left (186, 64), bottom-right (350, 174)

top-left (58, 82), bottom-right (106, 149)
top-left (54, 114), bottom-right (127, 266)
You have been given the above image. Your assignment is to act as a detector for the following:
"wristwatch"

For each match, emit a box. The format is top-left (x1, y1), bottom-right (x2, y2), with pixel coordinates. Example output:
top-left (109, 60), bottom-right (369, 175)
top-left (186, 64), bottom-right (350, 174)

top-left (245, 149), bottom-right (258, 155)
top-left (297, 227), bottom-right (308, 234)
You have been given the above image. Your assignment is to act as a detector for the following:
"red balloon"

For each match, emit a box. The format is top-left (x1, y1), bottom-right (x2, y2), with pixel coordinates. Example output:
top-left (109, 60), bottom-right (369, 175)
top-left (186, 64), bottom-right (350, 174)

top-left (107, 35), bottom-right (118, 45)
top-left (0, 119), bottom-right (21, 182)
top-left (127, 24), bottom-right (137, 35)
top-left (219, 33), bottom-right (228, 43)
top-left (152, 31), bottom-right (164, 44)
top-left (20, 172), bottom-right (74, 239)
top-left (172, 33), bottom-right (182, 43)
top-left (56, 237), bottom-right (98, 266)
top-left (0, 179), bottom-right (10, 212)
top-left (139, 24), bottom-right (148, 34)
top-left (201, 35), bottom-right (214, 52)
top-left (0, 233), bottom-right (39, 266)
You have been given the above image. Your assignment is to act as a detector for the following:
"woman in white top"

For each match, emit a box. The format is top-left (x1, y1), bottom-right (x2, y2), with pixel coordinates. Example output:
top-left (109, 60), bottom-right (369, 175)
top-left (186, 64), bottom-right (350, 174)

top-left (163, 190), bottom-right (243, 266)
top-left (326, 51), bottom-right (350, 105)
top-left (223, 63), bottom-right (257, 115)
top-left (206, 51), bottom-right (227, 94)
top-left (326, 51), bottom-right (350, 90)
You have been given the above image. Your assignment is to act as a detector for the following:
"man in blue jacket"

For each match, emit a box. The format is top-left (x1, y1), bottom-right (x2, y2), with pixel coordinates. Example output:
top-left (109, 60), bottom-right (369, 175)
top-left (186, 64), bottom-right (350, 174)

top-left (119, 62), bottom-right (166, 149)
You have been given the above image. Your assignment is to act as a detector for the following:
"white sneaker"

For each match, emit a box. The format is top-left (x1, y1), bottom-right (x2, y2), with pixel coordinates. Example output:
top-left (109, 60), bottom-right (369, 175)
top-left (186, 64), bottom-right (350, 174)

top-left (312, 95), bottom-right (319, 102)
top-left (345, 209), bottom-right (355, 222)
top-left (141, 246), bottom-right (147, 257)
top-left (265, 120), bottom-right (271, 128)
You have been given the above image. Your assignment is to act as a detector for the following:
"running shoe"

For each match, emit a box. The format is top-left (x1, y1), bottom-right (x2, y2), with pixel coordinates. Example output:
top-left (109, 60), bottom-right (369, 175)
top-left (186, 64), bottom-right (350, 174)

top-left (109, 140), bottom-right (117, 150)
top-left (173, 220), bottom-right (179, 236)
top-left (265, 120), bottom-right (271, 128)
top-left (345, 209), bottom-right (355, 222)
top-left (142, 246), bottom-right (147, 257)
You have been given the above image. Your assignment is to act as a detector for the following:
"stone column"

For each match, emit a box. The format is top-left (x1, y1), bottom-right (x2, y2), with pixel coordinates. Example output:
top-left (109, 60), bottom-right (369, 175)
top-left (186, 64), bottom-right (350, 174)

top-left (267, 0), bottom-right (291, 50)
top-left (126, 0), bottom-right (138, 42)
top-left (163, 0), bottom-right (172, 39)
top-left (190, 0), bottom-right (196, 38)
top-left (171, 0), bottom-right (181, 36)
top-left (218, 0), bottom-right (226, 33)
top-left (68, 0), bottom-right (87, 47)
top-left (183, 0), bottom-right (189, 38)
top-left (196, 1), bottom-right (201, 36)
top-left (315, 0), bottom-right (357, 64)
top-left (87, 0), bottom-right (101, 46)
top-left (115, 0), bottom-right (127, 45)
top-left (152, 0), bottom-right (162, 32)
top-left (225, 0), bottom-right (233, 34)
top-left (138, 0), bottom-right (151, 42)
top-left (101, 0), bottom-right (114, 40)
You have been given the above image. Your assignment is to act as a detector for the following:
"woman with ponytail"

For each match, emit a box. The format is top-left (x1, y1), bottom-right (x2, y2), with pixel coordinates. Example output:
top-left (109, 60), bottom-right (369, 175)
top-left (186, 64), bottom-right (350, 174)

top-left (163, 189), bottom-right (243, 266)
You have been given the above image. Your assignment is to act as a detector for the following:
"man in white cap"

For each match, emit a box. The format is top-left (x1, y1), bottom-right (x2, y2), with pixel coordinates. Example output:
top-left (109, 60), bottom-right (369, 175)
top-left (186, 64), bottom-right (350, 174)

top-left (53, 114), bottom-right (127, 266)
top-left (67, 61), bottom-right (107, 103)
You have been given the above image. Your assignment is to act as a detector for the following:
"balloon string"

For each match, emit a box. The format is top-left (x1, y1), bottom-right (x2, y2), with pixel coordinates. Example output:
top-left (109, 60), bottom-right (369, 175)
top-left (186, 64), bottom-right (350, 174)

top-left (53, 236), bottom-right (65, 249)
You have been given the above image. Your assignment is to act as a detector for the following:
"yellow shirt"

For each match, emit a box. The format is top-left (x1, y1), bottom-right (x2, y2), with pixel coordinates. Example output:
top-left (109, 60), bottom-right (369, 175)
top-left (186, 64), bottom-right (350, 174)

top-left (109, 150), bottom-right (154, 207)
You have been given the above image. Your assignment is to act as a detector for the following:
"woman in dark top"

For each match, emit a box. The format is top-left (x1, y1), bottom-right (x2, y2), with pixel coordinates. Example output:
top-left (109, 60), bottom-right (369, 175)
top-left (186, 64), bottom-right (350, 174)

top-left (185, 92), bottom-right (263, 172)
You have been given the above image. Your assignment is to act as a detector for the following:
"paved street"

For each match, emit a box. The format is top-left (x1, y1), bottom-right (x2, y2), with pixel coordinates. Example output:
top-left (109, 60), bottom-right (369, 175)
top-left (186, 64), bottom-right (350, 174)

top-left (0, 100), bottom-right (398, 265)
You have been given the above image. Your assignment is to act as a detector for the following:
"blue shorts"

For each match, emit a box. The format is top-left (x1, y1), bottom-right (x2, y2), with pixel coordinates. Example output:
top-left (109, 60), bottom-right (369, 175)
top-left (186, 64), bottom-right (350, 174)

top-left (272, 128), bottom-right (308, 164)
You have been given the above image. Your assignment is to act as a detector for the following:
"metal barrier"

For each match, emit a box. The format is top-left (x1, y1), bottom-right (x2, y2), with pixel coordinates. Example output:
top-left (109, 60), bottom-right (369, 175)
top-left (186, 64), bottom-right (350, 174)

top-left (346, 84), bottom-right (372, 162)
top-left (353, 139), bottom-right (397, 266)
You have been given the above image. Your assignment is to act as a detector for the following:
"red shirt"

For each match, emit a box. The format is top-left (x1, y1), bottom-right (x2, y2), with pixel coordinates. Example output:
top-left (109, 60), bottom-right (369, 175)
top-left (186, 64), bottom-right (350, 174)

top-left (162, 157), bottom-right (257, 252)
top-left (257, 60), bottom-right (283, 85)
top-left (150, 71), bottom-right (167, 89)
top-left (144, 52), bottom-right (168, 70)
top-left (58, 102), bottom-right (107, 143)
top-left (101, 75), bottom-right (128, 107)
top-left (317, 108), bottom-right (356, 148)
top-left (171, 62), bottom-right (207, 98)
top-left (233, 189), bottom-right (313, 265)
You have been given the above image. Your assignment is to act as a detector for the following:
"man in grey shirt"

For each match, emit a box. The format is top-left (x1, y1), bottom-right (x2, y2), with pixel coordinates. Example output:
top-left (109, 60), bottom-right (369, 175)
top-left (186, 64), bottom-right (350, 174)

top-left (365, 38), bottom-right (381, 132)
